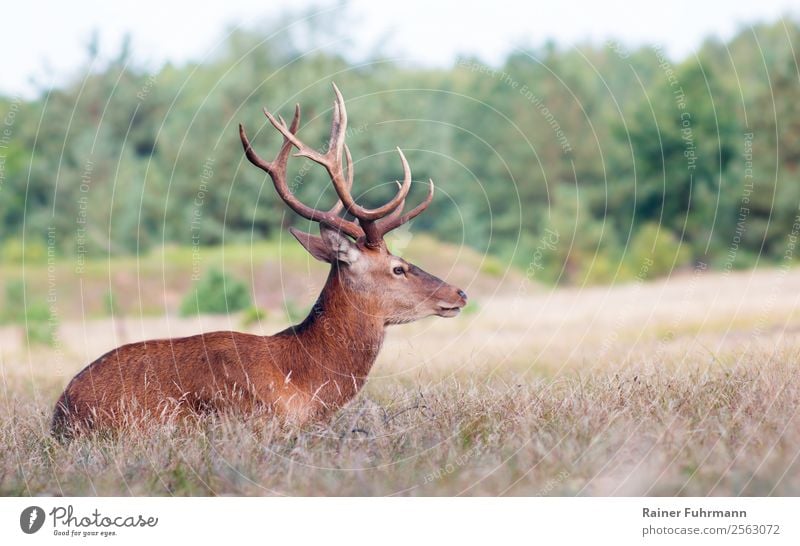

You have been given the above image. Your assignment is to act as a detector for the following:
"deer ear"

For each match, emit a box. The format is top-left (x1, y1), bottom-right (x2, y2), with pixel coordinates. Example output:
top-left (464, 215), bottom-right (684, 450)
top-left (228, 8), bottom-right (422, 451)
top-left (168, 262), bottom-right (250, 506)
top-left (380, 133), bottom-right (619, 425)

top-left (289, 227), bottom-right (334, 263)
top-left (319, 224), bottom-right (361, 265)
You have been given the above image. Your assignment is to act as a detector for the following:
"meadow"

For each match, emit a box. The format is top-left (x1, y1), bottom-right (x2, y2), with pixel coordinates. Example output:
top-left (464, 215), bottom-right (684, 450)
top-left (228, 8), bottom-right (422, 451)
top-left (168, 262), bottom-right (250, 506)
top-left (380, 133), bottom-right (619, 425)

top-left (2, 242), bottom-right (800, 496)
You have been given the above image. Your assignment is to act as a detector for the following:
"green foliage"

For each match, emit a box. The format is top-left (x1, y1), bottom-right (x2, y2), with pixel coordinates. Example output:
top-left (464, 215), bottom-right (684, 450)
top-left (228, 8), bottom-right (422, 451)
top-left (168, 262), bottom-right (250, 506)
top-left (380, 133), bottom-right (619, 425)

top-left (625, 223), bottom-right (692, 279)
top-left (24, 302), bottom-right (56, 347)
top-left (2, 279), bottom-right (25, 323)
top-left (0, 15), bottom-right (798, 284)
top-left (579, 253), bottom-right (626, 285)
top-left (462, 300), bottom-right (480, 316)
top-left (1, 238), bottom-right (47, 264)
top-left (240, 306), bottom-right (268, 327)
top-left (179, 268), bottom-right (251, 316)
top-left (479, 257), bottom-right (505, 278)
top-left (3, 279), bottom-right (57, 346)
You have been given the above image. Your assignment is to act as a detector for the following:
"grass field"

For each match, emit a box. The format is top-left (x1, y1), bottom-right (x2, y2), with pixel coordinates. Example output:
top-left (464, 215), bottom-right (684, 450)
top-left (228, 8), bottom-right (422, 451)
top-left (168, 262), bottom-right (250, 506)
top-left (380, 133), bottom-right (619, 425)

top-left (2, 248), bottom-right (800, 495)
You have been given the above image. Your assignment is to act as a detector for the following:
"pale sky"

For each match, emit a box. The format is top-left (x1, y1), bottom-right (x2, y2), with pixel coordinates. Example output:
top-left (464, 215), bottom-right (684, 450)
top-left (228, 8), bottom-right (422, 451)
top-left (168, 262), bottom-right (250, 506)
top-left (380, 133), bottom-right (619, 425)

top-left (2, 0), bottom-right (798, 97)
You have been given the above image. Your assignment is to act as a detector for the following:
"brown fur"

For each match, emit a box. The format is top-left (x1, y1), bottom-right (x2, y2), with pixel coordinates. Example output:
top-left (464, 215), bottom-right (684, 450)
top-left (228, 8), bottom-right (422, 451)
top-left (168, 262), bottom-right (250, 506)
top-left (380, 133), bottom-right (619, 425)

top-left (52, 242), bottom-right (466, 437)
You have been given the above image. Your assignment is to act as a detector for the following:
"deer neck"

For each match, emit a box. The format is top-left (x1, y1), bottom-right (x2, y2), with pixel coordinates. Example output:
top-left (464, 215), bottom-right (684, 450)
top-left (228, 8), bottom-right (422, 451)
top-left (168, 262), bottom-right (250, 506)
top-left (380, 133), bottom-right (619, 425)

top-left (284, 268), bottom-right (386, 387)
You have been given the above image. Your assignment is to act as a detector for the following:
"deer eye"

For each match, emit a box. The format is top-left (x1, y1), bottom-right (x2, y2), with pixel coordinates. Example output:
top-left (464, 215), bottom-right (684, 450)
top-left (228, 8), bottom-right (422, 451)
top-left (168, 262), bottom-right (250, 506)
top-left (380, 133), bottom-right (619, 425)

top-left (392, 266), bottom-right (406, 277)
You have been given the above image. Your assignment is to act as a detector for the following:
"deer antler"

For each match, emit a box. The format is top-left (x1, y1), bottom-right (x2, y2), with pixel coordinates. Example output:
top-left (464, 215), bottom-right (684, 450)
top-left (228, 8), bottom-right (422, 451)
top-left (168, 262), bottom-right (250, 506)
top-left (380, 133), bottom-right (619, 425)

top-left (240, 83), bottom-right (434, 248)
top-left (239, 103), bottom-right (363, 240)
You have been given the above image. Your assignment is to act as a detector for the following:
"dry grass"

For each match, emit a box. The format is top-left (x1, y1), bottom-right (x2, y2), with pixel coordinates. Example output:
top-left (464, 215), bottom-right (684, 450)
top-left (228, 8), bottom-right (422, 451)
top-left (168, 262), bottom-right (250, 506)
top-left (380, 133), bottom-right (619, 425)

top-left (3, 265), bottom-right (800, 496)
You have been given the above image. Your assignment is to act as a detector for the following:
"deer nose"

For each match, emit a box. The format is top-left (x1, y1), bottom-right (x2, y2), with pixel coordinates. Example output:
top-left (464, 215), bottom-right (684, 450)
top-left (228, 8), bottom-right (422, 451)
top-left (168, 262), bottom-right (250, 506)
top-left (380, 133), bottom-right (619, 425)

top-left (457, 289), bottom-right (468, 301)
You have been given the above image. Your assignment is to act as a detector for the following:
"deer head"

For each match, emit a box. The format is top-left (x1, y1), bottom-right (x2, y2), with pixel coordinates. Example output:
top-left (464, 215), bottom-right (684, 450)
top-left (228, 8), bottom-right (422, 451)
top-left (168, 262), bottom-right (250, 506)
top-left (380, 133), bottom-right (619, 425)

top-left (239, 84), bottom-right (467, 325)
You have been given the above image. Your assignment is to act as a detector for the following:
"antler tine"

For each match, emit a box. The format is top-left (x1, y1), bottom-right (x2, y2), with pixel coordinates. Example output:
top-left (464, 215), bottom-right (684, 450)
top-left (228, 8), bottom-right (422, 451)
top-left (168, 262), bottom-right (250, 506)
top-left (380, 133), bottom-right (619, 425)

top-left (328, 143), bottom-right (354, 215)
top-left (277, 104), bottom-right (300, 161)
top-left (240, 105), bottom-right (364, 240)
top-left (263, 108), bottom-right (305, 155)
top-left (377, 178), bottom-right (435, 236)
top-left (333, 146), bottom-right (412, 222)
top-left (239, 126), bottom-right (274, 176)
top-left (329, 83), bottom-right (347, 160)
top-left (261, 84), bottom-right (345, 168)
top-left (379, 181), bottom-right (405, 225)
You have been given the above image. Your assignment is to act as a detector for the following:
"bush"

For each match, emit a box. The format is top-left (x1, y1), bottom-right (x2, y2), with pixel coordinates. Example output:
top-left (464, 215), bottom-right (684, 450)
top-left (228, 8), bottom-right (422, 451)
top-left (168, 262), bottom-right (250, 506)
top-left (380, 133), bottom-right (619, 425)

top-left (240, 306), bottom-right (268, 327)
top-left (2, 278), bottom-right (25, 323)
top-left (462, 300), bottom-right (480, 316)
top-left (624, 223), bottom-right (692, 279)
top-left (3, 279), bottom-right (57, 345)
top-left (579, 252), bottom-right (623, 285)
top-left (1, 237), bottom-right (47, 264)
top-left (179, 268), bottom-right (251, 316)
top-left (479, 257), bottom-right (505, 278)
top-left (24, 302), bottom-right (56, 346)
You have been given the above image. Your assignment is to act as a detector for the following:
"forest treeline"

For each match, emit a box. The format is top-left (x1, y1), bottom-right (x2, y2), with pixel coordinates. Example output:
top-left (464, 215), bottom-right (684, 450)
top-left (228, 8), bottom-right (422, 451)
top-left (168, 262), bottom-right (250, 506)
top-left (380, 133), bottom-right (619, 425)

top-left (0, 15), bottom-right (798, 284)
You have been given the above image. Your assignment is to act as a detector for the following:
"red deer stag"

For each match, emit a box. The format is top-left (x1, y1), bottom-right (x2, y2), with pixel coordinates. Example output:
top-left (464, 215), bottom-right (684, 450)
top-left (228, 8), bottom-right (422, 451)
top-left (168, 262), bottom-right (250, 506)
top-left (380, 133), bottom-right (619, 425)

top-left (52, 84), bottom-right (467, 437)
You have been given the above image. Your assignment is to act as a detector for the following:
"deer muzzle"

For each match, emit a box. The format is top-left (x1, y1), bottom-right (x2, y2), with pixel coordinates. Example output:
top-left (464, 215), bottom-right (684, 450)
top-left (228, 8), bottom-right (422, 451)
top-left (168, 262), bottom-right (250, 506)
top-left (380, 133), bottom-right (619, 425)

top-left (435, 288), bottom-right (468, 317)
